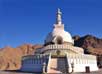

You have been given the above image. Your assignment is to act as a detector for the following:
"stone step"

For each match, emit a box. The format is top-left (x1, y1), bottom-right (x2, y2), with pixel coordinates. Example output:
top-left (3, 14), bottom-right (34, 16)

top-left (47, 57), bottom-right (68, 73)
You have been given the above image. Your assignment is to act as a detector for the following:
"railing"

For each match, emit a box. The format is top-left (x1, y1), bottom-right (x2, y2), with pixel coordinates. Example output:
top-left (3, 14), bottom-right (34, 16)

top-left (46, 53), bottom-right (51, 73)
top-left (41, 44), bottom-right (84, 54)
top-left (66, 53), bottom-right (70, 73)
top-left (63, 53), bottom-right (69, 73)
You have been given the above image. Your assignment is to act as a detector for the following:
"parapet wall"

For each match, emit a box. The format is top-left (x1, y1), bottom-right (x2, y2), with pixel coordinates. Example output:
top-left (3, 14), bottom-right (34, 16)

top-left (41, 44), bottom-right (84, 54)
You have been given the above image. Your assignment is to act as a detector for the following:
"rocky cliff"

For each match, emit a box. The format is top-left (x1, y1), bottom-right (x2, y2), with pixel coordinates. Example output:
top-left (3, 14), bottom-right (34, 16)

top-left (73, 35), bottom-right (102, 55)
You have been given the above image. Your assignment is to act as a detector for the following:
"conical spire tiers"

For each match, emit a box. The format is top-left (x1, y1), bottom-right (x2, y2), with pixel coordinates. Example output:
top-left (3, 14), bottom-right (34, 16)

top-left (54, 8), bottom-right (64, 30)
top-left (56, 8), bottom-right (62, 24)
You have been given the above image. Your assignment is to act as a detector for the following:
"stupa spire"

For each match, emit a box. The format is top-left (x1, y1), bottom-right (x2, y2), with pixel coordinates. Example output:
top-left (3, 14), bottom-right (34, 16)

top-left (56, 8), bottom-right (62, 24)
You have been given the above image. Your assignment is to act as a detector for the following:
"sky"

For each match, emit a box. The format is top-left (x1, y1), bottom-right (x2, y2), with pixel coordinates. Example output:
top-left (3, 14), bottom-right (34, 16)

top-left (0, 0), bottom-right (102, 47)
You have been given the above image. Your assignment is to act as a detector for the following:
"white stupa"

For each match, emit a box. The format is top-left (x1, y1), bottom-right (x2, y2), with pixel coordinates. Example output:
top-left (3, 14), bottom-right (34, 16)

top-left (45, 8), bottom-right (74, 45)
top-left (20, 8), bottom-right (98, 73)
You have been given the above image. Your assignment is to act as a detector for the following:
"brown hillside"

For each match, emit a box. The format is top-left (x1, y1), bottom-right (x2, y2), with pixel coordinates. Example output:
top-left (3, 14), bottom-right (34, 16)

top-left (73, 35), bottom-right (102, 55)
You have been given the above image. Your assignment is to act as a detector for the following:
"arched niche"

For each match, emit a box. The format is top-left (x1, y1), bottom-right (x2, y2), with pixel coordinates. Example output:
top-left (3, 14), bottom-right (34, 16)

top-left (55, 36), bottom-right (63, 44)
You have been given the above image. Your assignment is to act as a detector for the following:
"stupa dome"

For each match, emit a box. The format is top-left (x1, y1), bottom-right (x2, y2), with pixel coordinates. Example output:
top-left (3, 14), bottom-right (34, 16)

top-left (45, 25), bottom-right (74, 44)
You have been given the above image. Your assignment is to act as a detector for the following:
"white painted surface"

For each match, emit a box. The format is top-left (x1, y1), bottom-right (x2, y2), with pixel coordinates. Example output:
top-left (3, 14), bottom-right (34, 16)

top-left (45, 26), bottom-right (74, 44)
top-left (67, 54), bottom-right (98, 72)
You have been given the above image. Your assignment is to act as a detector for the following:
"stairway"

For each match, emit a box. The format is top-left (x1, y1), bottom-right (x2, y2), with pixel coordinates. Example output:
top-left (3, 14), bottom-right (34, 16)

top-left (47, 56), bottom-right (68, 73)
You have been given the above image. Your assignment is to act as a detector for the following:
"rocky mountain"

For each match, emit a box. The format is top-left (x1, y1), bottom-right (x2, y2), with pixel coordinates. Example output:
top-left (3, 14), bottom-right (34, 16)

top-left (73, 35), bottom-right (102, 55)
top-left (0, 44), bottom-right (42, 70)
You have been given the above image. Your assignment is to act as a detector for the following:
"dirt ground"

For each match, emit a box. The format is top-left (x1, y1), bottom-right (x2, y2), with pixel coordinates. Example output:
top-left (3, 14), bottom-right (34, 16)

top-left (72, 69), bottom-right (102, 74)
top-left (0, 69), bottom-right (102, 74)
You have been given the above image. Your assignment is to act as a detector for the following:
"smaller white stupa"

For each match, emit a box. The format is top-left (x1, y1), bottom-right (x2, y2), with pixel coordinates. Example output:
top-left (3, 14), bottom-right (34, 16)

top-left (20, 8), bottom-right (98, 73)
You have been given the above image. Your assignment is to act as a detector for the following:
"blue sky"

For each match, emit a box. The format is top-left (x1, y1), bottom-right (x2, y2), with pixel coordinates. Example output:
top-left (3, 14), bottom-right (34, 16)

top-left (0, 0), bottom-right (102, 47)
